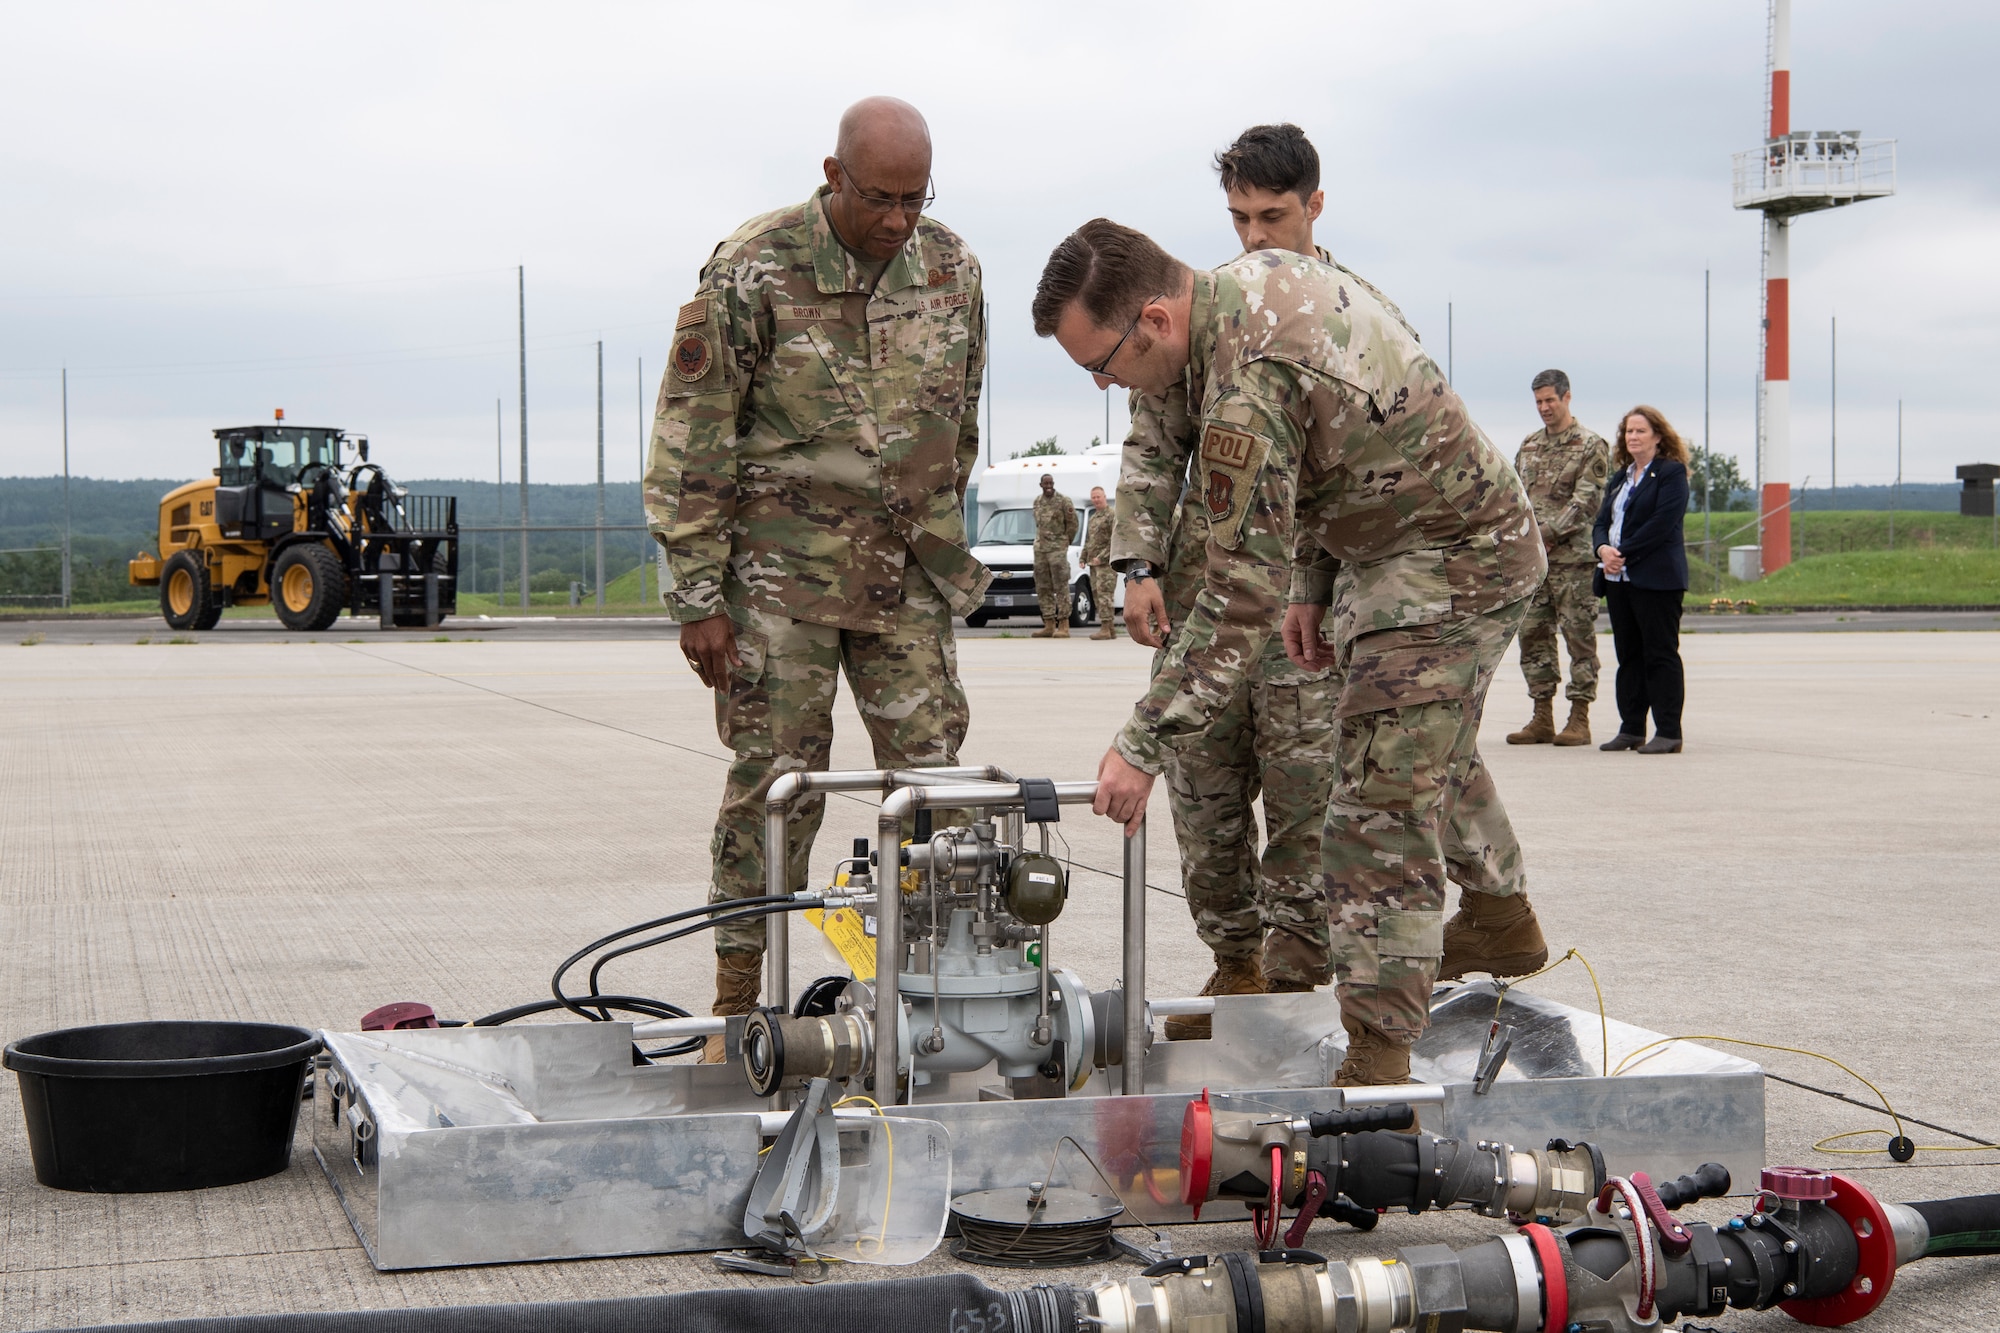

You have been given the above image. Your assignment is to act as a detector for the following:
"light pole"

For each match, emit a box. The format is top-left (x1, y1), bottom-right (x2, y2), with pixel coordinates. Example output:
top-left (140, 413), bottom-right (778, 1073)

top-left (595, 340), bottom-right (605, 611)
top-left (60, 368), bottom-right (72, 611)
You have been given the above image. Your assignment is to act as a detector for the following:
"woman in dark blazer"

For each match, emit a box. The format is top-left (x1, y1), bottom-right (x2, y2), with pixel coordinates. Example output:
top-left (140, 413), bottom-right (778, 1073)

top-left (1592, 405), bottom-right (1691, 753)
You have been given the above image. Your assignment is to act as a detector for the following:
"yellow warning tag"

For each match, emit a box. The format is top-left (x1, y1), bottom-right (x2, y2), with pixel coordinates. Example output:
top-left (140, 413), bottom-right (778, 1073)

top-left (805, 906), bottom-right (876, 982)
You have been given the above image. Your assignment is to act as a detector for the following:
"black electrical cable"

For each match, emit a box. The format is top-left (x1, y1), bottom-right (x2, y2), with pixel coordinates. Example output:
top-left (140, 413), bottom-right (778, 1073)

top-left (474, 996), bottom-right (688, 1027)
top-left (582, 909), bottom-right (777, 1001)
top-left (566, 901), bottom-right (820, 1017)
top-left (548, 896), bottom-right (797, 1021)
top-left (469, 996), bottom-right (704, 1059)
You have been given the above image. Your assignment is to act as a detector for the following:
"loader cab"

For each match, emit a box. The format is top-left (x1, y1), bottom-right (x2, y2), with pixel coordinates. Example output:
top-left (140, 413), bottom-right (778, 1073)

top-left (213, 425), bottom-right (342, 541)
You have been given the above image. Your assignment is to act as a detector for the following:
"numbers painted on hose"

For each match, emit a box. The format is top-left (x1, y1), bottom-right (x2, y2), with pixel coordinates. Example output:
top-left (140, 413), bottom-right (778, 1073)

top-left (949, 1302), bottom-right (1009, 1333)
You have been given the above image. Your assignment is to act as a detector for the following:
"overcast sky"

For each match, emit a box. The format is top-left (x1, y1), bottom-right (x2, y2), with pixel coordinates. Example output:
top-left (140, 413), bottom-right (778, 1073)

top-left (1, 0), bottom-right (1991, 493)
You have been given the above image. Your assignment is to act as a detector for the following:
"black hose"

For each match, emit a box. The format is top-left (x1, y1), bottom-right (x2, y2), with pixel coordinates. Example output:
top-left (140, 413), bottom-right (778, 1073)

top-left (470, 997), bottom-right (704, 1060)
top-left (1910, 1195), bottom-right (2000, 1257)
top-left (566, 901), bottom-right (818, 1016)
top-left (582, 902), bottom-right (800, 999)
top-left (45, 1274), bottom-right (1076, 1333)
top-left (552, 895), bottom-right (797, 997)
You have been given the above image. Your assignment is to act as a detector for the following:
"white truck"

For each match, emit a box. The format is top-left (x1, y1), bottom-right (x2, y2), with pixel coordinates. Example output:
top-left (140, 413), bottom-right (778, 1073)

top-left (962, 443), bottom-right (1123, 628)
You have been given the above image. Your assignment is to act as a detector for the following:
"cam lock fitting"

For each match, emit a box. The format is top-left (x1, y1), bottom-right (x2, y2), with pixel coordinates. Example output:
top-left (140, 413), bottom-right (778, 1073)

top-left (741, 1006), bottom-right (872, 1099)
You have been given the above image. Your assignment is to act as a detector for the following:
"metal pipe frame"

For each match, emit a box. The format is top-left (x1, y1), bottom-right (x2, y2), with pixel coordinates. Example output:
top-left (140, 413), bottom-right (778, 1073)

top-left (873, 781), bottom-right (1144, 1103)
top-left (762, 766), bottom-right (1014, 1012)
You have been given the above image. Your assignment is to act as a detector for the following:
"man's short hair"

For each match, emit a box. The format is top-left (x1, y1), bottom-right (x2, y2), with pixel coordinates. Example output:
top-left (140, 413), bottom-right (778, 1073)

top-left (1031, 219), bottom-right (1188, 337)
top-left (1214, 124), bottom-right (1320, 203)
top-left (1531, 369), bottom-right (1571, 397)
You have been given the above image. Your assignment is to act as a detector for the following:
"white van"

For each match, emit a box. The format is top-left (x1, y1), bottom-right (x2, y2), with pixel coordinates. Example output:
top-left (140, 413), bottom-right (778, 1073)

top-left (963, 443), bottom-right (1123, 628)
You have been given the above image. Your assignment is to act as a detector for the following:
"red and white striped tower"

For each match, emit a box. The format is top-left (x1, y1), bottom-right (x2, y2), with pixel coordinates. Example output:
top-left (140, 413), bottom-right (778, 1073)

top-left (1761, 1), bottom-right (1793, 574)
top-left (1733, 0), bottom-right (1893, 578)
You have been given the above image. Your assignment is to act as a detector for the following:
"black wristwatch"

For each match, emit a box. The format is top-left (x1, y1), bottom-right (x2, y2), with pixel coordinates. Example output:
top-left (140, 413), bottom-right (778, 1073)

top-left (1123, 563), bottom-right (1154, 585)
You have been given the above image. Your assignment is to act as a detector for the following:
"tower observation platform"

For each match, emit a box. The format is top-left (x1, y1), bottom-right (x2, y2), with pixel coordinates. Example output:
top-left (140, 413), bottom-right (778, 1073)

top-left (1733, 132), bottom-right (1896, 217)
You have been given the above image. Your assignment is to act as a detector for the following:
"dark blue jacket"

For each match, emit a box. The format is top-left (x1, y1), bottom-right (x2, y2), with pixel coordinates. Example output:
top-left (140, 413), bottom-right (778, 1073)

top-left (1592, 457), bottom-right (1689, 594)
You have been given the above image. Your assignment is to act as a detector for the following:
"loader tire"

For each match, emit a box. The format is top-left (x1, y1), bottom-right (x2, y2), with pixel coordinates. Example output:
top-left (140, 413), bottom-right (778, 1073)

top-left (160, 551), bottom-right (223, 631)
top-left (272, 544), bottom-right (349, 632)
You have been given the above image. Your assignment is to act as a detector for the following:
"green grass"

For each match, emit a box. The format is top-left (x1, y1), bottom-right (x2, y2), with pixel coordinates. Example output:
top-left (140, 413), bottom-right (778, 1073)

top-left (1684, 509), bottom-right (1999, 559)
top-left (1680, 510), bottom-right (2000, 606)
top-left (1707, 549), bottom-right (2000, 607)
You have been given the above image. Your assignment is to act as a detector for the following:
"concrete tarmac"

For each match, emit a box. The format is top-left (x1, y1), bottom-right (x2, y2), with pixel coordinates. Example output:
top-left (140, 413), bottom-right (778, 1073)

top-left (9, 604), bottom-right (2000, 644)
top-left (3, 626), bottom-right (1998, 1329)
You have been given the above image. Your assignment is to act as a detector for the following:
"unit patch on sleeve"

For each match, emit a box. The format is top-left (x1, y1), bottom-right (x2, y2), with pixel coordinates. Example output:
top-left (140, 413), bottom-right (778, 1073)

top-left (1200, 424), bottom-right (1256, 470)
top-left (1205, 469), bottom-right (1236, 520)
top-left (1196, 422), bottom-right (1268, 546)
top-left (672, 333), bottom-right (713, 382)
top-left (676, 298), bottom-right (708, 330)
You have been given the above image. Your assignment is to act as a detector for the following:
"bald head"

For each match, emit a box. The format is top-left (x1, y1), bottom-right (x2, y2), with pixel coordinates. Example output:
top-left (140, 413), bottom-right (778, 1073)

top-left (824, 97), bottom-right (935, 262)
top-left (835, 96), bottom-right (931, 171)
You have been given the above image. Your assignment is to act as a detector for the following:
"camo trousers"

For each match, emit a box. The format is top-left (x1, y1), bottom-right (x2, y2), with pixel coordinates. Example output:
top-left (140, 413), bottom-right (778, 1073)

top-left (706, 563), bottom-right (968, 956)
top-left (1033, 549), bottom-right (1071, 624)
top-left (1089, 566), bottom-right (1118, 629)
top-left (1161, 634), bottom-right (1338, 986)
top-left (1518, 563), bottom-right (1600, 703)
top-left (1328, 600), bottom-right (1527, 1043)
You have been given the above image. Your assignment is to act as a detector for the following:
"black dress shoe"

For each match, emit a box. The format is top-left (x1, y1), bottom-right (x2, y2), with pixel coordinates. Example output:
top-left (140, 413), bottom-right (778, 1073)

top-left (1599, 733), bottom-right (1644, 751)
top-left (1637, 736), bottom-right (1684, 754)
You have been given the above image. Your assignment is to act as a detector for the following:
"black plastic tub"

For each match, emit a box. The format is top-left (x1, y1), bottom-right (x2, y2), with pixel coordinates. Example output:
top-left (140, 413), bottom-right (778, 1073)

top-left (3, 1020), bottom-right (321, 1192)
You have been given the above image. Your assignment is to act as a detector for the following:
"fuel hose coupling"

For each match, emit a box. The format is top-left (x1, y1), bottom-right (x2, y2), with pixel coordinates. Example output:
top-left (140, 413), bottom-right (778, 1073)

top-left (1091, 1168), bottom-right (1979, 1333)
top-left (1179, 1089), bottom-right (1616, 1246)
top-left (741, 1006), bottom-right (872, 1098)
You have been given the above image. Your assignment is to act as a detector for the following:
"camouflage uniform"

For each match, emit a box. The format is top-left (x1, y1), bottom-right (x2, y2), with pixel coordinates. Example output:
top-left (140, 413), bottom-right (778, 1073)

top-left (1514, 422), bottom-right (1611, 702)
top-left (1111, 249), bottom-right (1412, 988)
top-left (646, 186), bottom-right (990, 956)
top-left (1081, 505), bottom-right (1116, 627)
top-left (1113, 252), bottom-right (1546, 1045)
top-left (1032, 488), bottom-right (1078, 623)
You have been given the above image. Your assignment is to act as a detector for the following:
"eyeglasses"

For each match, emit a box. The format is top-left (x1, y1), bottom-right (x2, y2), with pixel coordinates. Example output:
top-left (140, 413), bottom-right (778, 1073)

top-left (1086, 295), bottom-right (1166, 377)
top-left (833, 158), bottom-right (935, 216)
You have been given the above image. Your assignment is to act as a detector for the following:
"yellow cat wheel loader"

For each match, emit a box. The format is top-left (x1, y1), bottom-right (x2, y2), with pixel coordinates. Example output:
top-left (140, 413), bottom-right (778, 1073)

top-left (128, 415), bottom-right (458, 632)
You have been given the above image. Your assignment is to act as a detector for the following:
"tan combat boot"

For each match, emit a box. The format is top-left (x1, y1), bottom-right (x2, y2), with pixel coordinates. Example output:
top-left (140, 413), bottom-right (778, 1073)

top-left (1438, 891), bottom-right (1549, 981)
top-left (1163, 955), bottom-right (1266, 1041)
top-left (1505, 698), bottom-right (1555, 745)
top-left (1091, 623), bottom-right (1115, 640)
top-left (1052, 618), bottom-right (1071, 638)
top-left (701, 952), bottom-right (763, 1064)
top-left (1552, 702), bottom-right (1592, 747)
top-left (1032, 619), bottom-right (1056, 638)
top-left (1335, 1012), bottom-right (1412, 1087)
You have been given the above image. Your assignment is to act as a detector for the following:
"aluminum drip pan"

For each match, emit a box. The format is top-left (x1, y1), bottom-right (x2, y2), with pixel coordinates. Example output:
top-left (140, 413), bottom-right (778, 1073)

top-left (314, 987), bottom-right (1763, 1269)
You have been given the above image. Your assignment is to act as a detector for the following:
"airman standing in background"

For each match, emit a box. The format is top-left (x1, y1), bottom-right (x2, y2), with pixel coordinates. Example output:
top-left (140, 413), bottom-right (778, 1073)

top-left (1084, 486), bottom-right (1118, 639)
top-left (646, 97), bottom-right (989, 1059)
top-left (1031, 472), bottom-right (1077, 637)
top-left (1506, 370), bottom-right (1612, 748)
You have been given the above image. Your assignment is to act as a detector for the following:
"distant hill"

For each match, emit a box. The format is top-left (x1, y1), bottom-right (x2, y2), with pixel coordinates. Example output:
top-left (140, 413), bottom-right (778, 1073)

top-left (0, 473), bottom-right (1973, 606)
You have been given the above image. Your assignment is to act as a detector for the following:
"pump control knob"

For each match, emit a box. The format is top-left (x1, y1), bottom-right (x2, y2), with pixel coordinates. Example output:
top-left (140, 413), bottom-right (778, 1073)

top-left (1761, 1166), bottom-right (1835, 1201)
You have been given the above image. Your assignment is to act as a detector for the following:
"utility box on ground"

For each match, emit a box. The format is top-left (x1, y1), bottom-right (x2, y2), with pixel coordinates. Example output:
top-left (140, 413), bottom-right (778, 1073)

top-left (1958, 463), bottom-right (1999, 518)
top-left (1729, 545), bottom-right (1763, 582)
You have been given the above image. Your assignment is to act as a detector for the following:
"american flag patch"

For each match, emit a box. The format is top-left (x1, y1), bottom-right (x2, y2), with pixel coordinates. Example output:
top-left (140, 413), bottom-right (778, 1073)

top-left (676, 298), bottom-right (707, 330)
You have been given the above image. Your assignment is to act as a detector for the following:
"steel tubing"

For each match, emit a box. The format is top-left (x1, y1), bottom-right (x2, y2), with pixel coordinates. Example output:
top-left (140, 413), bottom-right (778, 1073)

top-left (761, 766), bottom-right (1013, 1013)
